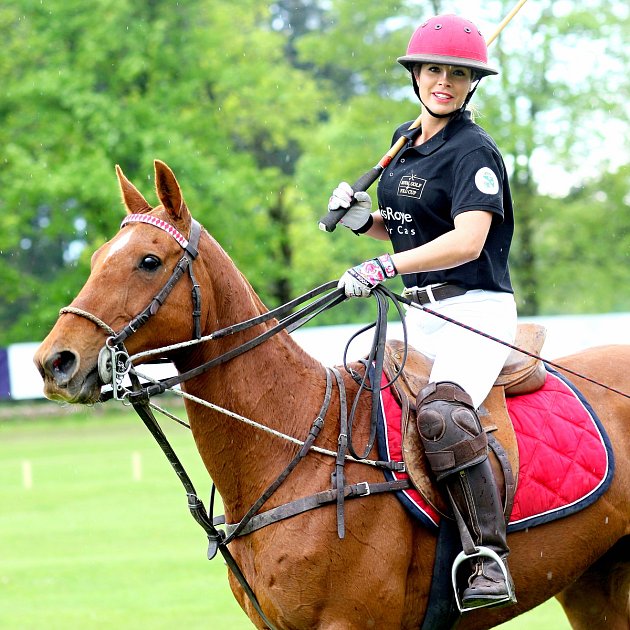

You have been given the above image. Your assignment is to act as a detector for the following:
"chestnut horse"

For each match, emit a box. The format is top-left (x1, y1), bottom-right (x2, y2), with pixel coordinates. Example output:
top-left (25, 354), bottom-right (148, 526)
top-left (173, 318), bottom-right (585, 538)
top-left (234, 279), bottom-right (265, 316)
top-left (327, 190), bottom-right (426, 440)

top-left (35, 161), bottom-right (630, 629)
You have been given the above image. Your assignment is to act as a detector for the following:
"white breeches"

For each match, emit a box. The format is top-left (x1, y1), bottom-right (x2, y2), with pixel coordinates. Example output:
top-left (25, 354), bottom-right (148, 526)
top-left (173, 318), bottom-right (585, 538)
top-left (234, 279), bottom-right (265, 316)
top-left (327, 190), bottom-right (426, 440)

top-left (404, 289), bottom-right (517, 409)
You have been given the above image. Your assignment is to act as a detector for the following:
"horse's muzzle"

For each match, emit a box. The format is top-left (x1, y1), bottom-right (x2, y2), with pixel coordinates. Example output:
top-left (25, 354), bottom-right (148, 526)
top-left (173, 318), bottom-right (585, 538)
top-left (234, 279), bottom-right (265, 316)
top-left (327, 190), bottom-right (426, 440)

top-left (34, 347), bottom-right (103, 404)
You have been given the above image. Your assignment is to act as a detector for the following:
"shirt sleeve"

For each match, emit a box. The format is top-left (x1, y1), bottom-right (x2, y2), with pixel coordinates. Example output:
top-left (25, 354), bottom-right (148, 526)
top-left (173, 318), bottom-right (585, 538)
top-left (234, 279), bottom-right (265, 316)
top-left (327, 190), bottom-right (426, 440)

top-left (450, 147), bottom-right (505, 221)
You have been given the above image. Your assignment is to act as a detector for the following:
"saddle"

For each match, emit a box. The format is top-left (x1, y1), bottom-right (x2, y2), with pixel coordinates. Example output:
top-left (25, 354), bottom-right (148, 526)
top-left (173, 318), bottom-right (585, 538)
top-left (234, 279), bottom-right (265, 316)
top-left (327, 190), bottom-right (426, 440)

top-left (383, 323), bottom-right (547, 519)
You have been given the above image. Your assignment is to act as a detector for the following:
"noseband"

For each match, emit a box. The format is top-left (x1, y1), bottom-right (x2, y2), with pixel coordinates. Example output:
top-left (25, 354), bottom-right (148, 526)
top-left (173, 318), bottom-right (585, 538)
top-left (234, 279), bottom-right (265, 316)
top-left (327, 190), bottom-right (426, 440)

top-left (60, 213), bottom-right (203, 396)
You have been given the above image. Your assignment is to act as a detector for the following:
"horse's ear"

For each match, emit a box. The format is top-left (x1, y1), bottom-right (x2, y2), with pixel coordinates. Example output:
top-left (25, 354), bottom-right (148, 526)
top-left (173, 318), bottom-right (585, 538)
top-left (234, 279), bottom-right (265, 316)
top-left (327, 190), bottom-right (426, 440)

top-left (115, 165), bottom-right (152, 214)
top-left (154, 160), bottom-right (189, 222)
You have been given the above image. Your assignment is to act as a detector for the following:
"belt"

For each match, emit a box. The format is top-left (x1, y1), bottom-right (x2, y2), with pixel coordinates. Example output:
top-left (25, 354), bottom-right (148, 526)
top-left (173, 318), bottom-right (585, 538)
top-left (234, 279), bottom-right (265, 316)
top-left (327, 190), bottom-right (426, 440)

top-left (402, 283), bottom-right (468, 305)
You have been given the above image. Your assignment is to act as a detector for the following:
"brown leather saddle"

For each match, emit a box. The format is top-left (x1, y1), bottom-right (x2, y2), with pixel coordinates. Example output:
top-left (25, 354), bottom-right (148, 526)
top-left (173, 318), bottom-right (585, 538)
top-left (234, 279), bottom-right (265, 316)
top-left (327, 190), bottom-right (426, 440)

top-left (383, 323), bottom-right (547, 520)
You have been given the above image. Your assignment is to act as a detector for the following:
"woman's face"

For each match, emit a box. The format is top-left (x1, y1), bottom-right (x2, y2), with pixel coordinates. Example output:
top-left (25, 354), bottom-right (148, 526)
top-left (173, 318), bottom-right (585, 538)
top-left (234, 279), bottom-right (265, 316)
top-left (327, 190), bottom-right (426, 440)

top-left (414, 63), bottom-right (473, 115)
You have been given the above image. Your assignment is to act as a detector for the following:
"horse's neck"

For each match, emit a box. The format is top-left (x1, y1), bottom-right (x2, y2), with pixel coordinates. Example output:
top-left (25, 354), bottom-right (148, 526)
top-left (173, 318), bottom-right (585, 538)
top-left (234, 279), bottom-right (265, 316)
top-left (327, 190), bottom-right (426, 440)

top-left (174, 244), bottom-right (331, 515)
top-left (180, 331), bottom-right (328, 517)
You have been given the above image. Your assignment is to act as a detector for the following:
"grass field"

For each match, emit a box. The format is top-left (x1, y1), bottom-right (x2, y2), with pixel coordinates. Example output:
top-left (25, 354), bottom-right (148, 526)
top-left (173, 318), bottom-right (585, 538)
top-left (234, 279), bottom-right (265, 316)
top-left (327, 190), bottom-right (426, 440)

top-left (0, 402), bottom-right (570, 629)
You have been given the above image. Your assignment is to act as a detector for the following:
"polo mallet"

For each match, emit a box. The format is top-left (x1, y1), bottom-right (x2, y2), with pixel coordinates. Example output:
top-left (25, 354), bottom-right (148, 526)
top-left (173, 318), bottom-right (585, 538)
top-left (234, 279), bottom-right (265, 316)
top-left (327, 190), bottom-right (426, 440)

top-left (318, 0), bottom-right (529, 232)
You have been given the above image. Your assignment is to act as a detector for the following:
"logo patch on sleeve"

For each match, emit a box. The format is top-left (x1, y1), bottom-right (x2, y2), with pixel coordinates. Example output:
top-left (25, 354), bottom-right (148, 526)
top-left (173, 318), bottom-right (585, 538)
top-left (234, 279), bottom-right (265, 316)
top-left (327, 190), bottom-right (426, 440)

top-left (474, 167), bottom-right (499, 195)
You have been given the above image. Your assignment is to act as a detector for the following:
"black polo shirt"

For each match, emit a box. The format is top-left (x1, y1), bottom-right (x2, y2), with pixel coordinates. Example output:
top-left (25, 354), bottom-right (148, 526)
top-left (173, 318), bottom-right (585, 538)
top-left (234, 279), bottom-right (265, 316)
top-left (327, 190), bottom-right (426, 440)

top-left (377, 111), bottom-right (513, 293)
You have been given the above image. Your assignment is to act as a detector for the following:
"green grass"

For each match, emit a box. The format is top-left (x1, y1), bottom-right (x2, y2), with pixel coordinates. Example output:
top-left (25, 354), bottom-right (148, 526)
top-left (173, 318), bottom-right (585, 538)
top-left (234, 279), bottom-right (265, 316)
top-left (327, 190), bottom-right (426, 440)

top-left (0, 403), bottom-right (569, 629)
top-left (0, 402), bottom-right (251, 629)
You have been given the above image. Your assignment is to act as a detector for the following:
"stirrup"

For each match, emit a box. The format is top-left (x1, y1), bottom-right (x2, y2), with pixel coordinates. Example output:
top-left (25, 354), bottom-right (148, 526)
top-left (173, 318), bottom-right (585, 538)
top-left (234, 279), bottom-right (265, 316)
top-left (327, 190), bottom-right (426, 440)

top-left (451, 546), bottom-right (516, 613)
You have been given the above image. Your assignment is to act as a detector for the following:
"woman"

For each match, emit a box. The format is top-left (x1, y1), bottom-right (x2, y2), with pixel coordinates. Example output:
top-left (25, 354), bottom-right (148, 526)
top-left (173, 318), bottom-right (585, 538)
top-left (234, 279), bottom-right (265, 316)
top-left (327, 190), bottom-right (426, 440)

top-left (328, 14), bottom-right (517, 611)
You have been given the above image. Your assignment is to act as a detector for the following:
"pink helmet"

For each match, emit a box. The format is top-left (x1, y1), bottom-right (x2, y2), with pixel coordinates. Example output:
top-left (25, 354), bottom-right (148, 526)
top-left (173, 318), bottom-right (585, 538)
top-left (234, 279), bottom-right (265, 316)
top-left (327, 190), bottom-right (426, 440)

top-left (398, 14), bottom-right (498, 78)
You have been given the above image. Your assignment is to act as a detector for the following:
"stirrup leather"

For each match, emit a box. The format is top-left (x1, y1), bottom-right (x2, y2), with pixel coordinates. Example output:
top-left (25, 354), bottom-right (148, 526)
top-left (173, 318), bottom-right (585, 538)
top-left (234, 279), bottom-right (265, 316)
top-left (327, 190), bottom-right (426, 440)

top-left (451, 546), bottom-right (516, 612)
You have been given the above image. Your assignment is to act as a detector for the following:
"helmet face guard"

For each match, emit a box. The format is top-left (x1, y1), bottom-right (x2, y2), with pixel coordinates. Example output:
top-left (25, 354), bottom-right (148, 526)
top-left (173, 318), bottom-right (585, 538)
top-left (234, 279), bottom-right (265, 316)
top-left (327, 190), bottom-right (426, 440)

top-left (398, 14), bottom-right (498, 79)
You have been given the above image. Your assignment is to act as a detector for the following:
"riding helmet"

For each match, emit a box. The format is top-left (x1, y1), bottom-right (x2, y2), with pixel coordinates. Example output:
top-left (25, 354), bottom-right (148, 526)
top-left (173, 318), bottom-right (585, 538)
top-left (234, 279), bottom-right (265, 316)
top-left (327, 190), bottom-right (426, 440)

top-left (398, 14), bottom-right (498, 79)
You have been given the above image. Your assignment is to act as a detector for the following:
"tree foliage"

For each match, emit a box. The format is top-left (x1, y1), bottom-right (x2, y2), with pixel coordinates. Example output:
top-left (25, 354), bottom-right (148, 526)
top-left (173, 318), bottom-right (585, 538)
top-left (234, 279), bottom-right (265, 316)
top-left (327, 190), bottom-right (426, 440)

top-left (0, 0), bottom-right (628, 343)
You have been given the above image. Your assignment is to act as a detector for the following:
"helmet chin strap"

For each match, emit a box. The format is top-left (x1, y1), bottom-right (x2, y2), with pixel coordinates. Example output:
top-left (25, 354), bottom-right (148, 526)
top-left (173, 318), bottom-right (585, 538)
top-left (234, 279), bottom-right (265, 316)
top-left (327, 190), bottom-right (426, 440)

top-left (419, 96), bottom-right (459, 119)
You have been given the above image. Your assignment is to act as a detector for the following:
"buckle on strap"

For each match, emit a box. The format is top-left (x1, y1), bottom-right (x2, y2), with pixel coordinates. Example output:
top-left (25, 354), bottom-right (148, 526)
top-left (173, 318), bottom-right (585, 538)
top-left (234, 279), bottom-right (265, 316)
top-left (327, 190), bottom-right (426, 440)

top-left (402, 283), bottom-right (449, 305)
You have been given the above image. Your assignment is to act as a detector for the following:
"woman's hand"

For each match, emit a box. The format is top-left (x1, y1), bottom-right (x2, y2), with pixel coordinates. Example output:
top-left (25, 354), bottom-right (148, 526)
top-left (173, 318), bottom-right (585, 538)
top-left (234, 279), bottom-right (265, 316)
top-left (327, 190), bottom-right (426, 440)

top-left (328, 182), bottom-right (373, 232)
top-left (338, 254), bottom-right (398, 298)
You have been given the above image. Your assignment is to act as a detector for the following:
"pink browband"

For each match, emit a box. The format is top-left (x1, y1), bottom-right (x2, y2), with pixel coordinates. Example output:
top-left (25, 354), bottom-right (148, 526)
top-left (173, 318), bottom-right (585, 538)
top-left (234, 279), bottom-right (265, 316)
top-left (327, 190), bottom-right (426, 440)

top-left (120, 214), bottom-right (189, 249)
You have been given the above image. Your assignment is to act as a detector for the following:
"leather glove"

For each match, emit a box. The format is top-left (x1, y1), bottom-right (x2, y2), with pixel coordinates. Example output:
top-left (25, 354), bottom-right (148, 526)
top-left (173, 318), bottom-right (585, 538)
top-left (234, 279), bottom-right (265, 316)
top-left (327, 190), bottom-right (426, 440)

top-left (338, 254), bottom-right (398, 298)
top-left (328, 182), bottom-right (373, 232)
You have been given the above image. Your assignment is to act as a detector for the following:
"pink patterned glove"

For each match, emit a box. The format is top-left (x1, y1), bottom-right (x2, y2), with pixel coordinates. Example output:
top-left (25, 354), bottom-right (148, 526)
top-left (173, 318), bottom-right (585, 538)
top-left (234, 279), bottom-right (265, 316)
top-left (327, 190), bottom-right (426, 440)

top-left (338, 254), bottom-right (398, 298)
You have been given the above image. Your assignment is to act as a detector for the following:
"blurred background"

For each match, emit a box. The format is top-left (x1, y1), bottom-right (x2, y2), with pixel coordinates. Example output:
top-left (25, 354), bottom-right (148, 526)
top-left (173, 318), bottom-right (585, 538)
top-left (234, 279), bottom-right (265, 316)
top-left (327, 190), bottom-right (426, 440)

top-left (1, 0), bottom-right (629, 346)
top-left (0, 0), bottom-right (628, 627)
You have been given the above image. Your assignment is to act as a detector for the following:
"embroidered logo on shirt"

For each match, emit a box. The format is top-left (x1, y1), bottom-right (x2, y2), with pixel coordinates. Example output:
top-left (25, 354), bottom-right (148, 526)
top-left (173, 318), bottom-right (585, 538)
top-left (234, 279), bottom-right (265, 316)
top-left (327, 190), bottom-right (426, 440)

top-left (397, 174), bottom-right (427, 199)
top-left (474, 167), bottom-right (499, 195)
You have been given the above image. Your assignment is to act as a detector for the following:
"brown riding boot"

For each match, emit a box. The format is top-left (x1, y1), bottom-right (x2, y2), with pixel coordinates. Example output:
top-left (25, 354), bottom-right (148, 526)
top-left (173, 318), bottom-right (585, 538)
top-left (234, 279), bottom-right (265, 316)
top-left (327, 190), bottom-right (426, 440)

top-left (447, 458), bottom-right (516, 609)
top-left (416, 381), bottom-right (516, 611)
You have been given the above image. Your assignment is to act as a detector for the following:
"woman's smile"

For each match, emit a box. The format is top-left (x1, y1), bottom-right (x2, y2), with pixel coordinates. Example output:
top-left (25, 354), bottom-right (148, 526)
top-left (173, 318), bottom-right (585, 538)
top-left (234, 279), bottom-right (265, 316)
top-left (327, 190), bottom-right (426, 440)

top-left (431, 90), bottom-right (454, 102)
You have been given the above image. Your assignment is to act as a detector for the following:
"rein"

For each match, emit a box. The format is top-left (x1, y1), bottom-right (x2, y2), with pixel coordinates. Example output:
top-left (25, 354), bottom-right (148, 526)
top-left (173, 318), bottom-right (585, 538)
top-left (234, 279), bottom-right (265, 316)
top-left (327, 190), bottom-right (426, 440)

top-left (134, 280), bottom-right (347, 399)
top-left (121, 282), bottom-right (404, 629)
top-left (125, 371), bottom-right (279, 630)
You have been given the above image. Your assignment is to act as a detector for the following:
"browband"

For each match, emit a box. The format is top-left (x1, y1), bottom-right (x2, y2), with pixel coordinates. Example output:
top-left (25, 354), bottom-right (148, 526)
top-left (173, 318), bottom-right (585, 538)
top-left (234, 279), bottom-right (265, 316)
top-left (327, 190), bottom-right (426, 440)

top-left (121, 213), bottom-right (190, 249)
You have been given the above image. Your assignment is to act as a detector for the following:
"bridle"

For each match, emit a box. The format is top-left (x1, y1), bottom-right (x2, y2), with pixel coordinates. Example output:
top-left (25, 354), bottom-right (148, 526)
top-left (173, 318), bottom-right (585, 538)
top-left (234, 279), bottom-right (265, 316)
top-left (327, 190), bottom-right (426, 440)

top-left (60, 213), bottom-right (203, 399)
top-left (115, 213), bottom-right (204, 342)
top-left (109, 214), bottom-right (202, 395)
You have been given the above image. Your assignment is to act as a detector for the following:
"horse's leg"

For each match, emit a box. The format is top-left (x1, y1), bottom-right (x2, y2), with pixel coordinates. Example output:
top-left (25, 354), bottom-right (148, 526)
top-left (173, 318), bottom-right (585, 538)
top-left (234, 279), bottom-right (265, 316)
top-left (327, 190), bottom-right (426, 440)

top-left (555, 537), bottom-right (630, 629)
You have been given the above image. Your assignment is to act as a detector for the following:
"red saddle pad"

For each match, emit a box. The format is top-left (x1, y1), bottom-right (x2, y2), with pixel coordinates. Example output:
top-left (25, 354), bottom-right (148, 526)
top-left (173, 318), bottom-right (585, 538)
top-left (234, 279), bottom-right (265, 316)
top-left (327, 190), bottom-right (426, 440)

top-left (376, 368), bottom-right (614, 531)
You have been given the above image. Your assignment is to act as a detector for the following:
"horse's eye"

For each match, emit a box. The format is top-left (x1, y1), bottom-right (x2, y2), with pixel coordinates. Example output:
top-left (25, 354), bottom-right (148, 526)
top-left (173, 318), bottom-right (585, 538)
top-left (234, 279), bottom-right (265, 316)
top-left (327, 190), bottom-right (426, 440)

top-left (139, 255), bottom-right (162, 272)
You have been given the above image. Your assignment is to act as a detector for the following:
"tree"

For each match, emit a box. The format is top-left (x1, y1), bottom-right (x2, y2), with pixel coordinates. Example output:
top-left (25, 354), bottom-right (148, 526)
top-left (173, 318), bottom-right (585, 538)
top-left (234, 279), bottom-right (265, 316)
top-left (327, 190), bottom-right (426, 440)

top-left (472, 0), bottom-right (630, 314)
top-left (533, 164), bottom-right (630, 313)
top-left (0, 0), bottom-right (327, 341)
top-left (0, 0), bottom-right (628, 346)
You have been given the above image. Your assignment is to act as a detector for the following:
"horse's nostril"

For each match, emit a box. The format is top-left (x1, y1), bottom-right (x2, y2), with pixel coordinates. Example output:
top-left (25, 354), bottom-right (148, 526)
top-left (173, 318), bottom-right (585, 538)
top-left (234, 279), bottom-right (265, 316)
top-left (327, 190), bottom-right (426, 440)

top-left (46, 350), bottom-right (78, 384)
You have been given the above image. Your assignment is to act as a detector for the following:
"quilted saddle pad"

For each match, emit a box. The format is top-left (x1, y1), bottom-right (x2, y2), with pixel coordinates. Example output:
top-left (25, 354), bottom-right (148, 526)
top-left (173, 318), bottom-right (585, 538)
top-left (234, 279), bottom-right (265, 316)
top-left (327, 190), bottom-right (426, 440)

top-left (376, 367), bottom-right (614, 532)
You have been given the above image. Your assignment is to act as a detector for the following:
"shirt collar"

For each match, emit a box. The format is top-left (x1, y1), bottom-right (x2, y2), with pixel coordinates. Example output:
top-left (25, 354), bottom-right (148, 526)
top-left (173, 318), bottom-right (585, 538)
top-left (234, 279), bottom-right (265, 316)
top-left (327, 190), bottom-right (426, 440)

top-left (402, 111), bottom-right (472, 155)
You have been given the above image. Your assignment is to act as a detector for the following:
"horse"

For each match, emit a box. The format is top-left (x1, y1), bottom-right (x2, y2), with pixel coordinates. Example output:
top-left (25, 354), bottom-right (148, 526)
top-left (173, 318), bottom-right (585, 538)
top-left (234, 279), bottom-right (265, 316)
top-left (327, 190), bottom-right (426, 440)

top-left (35, 160), bottom-right (630, 629)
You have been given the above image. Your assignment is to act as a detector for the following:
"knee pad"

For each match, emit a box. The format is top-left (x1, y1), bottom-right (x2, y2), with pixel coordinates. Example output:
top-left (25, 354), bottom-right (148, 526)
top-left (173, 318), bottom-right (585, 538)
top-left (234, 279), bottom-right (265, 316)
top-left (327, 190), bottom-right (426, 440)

top-left (416, 382), bottom-right (488, 480)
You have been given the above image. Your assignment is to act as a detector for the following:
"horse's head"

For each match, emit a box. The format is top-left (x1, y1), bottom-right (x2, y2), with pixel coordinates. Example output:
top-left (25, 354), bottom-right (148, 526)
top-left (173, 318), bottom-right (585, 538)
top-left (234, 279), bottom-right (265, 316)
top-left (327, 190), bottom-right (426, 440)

top-left (34, 160), bottom-right (209, 403)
